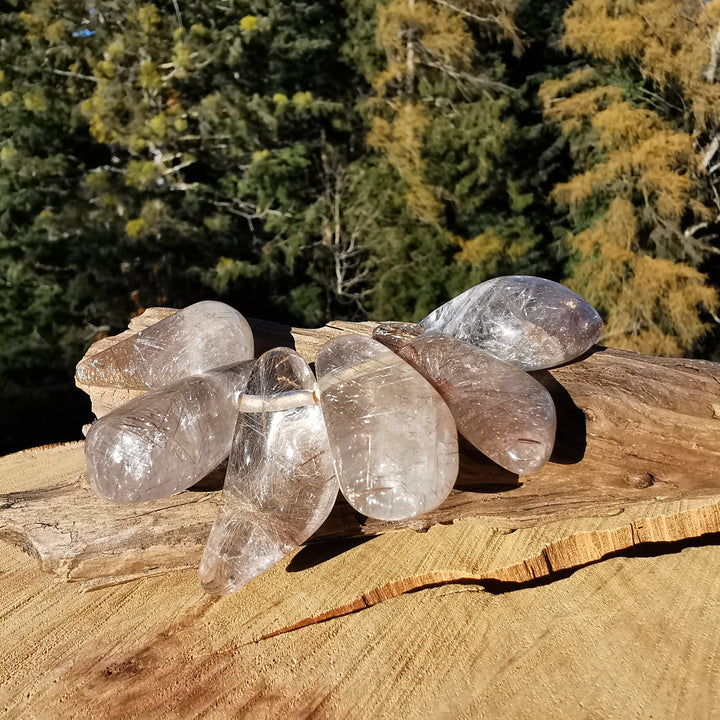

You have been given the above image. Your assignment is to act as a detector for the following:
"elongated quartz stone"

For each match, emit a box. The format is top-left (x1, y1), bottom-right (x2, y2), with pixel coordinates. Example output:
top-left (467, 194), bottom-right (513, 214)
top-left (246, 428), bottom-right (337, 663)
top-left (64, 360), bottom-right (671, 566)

top-left (420, 276), bottom-right (602, 371)
top-left (76, 301), bottom-right (254, 390)
top-left (315, 335), bottom-right (458, 521)
top-left (199, 348), bottom-right (338, 595)
top-left (373, 323), bottom-right (556, 474)
top-left (85, 361), bottom-right (254, 503)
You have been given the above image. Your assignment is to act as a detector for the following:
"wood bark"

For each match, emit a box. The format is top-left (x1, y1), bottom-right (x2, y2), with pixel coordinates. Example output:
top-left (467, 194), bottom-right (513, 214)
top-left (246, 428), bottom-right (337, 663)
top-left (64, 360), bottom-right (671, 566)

top-left (1, 308), bottom-right (719, 586)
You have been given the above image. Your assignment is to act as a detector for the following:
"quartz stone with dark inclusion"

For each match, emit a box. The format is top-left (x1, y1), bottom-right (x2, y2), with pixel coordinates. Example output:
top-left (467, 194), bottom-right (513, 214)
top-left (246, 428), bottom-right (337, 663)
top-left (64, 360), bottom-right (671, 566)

top-left (76, 301), bottom-right (254, 391)
top-left (199, 348), bottom-right (338, 595)
top-left (315, 335), bottom-right (458, 521)
top-left (420, 276), bottom-right (602, 371)
top-left (373, 323), bottom-right (556, 474)
top-left (85, 361), bottom-right (254, 503)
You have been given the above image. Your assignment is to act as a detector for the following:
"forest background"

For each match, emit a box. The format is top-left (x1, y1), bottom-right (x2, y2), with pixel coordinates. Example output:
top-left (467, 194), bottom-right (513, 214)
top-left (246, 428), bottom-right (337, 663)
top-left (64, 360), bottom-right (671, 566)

top-left (1, 0), bottom-right (720, 455)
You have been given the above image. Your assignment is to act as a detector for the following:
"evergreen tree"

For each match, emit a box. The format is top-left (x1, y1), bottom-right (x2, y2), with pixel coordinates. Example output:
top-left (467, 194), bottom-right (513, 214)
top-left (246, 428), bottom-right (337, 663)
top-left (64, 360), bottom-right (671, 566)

top-left (344, 0), bottom-right (553, 320)
top-left (0, 0), bottom-right (365, 451)
top-left (0, 0), bottom-right (575, 452)
top-left (0, 1), bottom-right (103, 451)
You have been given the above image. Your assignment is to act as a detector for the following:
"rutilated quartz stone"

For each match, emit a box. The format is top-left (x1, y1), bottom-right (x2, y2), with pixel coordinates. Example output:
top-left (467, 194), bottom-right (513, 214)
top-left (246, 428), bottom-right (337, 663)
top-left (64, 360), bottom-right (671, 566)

top-left (373, 323), bottom-right (556, 474)
top-left (315, 335), bottom-right (458, 521)
top-left (85, 361), bottom-right (254, 503)
top-left (75, 301), bottom-right (254, 390)
top-left (420, 276), bottom-right (602, 371)
top-left (199, 348), bottom-right (338, 595)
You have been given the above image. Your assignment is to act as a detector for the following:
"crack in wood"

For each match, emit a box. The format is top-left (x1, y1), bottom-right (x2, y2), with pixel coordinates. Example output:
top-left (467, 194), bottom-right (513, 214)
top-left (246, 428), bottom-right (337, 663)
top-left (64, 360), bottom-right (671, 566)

top-left (244, 520), bottom-right (720, 647)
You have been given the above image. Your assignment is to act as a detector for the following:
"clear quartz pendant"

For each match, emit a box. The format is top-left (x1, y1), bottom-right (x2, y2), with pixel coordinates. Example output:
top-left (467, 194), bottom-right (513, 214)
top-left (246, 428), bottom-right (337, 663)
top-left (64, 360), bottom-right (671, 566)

top-left (85, 361), bottom-right (254, 503)
top-left (373, 323), bottom-right (556, 474)
top-left (76, 301), bottom-right (254, 390)
top-left (315, 335), bottom-right (458, 521)
top-left (199, 348), bottom-right (338, 595)
top-left (420, 276), bottom-right (602, 371)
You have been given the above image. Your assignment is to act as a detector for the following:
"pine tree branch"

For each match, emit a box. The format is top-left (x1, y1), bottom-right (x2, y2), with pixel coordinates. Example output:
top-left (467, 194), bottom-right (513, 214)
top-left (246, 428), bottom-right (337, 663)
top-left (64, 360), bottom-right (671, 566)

top-left (701, 135), bottom-right (720, 170)
top-left (171, 0), bottom-right (183, 27)
top-left (420, 59), bottom-right (512, 95)
top-left (432, 0), bottom-right (524, 54)
top-left (46, 68), bottom-right (97, 82)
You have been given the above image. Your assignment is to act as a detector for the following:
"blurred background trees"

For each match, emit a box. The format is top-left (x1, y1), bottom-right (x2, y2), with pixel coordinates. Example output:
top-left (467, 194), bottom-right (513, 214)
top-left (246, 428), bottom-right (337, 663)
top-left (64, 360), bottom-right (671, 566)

top-left (1, 0), bottom-right (718, 453)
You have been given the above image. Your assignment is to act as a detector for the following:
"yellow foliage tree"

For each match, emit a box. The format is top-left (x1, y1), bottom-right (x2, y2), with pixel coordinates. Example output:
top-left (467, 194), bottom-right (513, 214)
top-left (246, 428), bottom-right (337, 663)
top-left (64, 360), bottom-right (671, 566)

top-left (367, 0), bottom-right (477, 223)
top-left (363, 0), bottom-right (523, 247)
top-left (366, 101), bottom-right (442, 222)
top-left (74, 4), bottom-right (198, 197)
top-left (541, 1), bottom-right (720, 355)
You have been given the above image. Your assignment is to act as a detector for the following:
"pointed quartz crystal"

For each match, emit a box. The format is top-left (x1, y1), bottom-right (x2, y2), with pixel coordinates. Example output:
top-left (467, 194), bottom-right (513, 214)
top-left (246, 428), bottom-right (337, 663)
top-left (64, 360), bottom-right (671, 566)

top-left (199, 348), bottom-right (338, 595)
top-left (85, 361), bottom-right (254, 503)
top-left (76, 301), bottom-right (254, 391)
top-left (373, 323), bottom-right (556, 474)
top-left (420, 276), bottom-right (602, 371)
top-left (315, 335), bottom-right (458, 521)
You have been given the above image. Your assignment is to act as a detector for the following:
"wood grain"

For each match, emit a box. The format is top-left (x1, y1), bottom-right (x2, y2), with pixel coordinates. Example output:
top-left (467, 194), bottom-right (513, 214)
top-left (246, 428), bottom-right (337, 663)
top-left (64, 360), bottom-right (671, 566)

top-left (3, 440), bottom-right (720, 590)
top-left (1, 510), bottom-right (719, 719)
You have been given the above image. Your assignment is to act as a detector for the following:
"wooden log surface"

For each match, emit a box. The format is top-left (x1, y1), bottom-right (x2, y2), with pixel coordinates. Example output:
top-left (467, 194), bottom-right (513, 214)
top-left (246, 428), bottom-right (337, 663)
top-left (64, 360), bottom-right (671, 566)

top-left (2, 308), bottom-right (720, 586)
top-left (2, 480), bottom-right (720, 718)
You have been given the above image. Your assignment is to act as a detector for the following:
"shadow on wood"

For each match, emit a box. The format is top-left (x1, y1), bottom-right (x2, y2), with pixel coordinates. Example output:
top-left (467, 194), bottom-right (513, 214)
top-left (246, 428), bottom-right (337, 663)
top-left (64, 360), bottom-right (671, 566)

top-left (532, 368), bottom-right (587, 464)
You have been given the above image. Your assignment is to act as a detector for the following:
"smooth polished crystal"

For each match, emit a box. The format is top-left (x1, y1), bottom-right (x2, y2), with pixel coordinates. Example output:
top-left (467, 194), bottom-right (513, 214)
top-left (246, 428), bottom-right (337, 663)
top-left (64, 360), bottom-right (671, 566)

top-left (315, 335), bottom-right (458, 521)
top-left (85, 361), bottom-right (254, 503)
top-left (420, 276), bottom-right (602, 371)
top-left (373, 323), bottom-right (556, 474)
top-left (76, 301), bottom-right (254, 390)
top-left (199, 348), bottom-right (338, 595)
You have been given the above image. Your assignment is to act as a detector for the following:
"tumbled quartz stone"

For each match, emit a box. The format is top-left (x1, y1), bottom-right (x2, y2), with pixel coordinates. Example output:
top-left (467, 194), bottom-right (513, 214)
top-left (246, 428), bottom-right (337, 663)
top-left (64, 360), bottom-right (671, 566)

top-left (373, 323), bottom-right (556, 474)
top-left (199, 348), bottom-right (338, 595)
top-left (76, 301), bottom-right (254, 391)
top-left (420, 276), bottom-right (602, 371)
top-left (315, 335), bottom-right (458, 521)
top-left (85, 361), bottom-right (254, 503)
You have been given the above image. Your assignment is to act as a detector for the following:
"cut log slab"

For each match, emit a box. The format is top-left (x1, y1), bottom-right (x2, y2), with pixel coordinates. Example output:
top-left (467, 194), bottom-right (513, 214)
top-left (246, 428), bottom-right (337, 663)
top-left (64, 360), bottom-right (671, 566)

top-left (3, 522), bottom-right (720, 719)
top-left (1, 310), bottom-right (720, 585)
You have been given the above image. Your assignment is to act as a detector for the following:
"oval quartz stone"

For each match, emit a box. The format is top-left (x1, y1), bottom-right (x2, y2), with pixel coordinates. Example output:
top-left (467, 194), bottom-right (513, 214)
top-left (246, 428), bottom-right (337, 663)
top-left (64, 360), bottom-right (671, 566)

top-left (199, 348), bottom-right (338, 595)
top-left (76, 301), bottom-right (254, 390)
top-left (315, 335), bottom-right (458, 521)
top-left (85, 361), bottom-right (254, 503)
top-left (420, 276), bottom-right (602, 371)
top-left (373, 323), bottom-right (556, 474)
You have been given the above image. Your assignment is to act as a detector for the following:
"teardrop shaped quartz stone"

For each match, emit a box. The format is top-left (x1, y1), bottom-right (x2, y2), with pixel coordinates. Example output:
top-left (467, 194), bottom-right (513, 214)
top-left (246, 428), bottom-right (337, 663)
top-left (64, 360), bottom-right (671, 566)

top-left (76, 301), bottom-right (254, 390)
top-left (420, 276), bottom-right (602, 371)
top-left (85, 361), bottom-right (254, 503)
top-left (315, 335), bottom-right (458, 521)
top-left (373, 323), bottom-right (556, 474)
top-left (199, 348), bottom-right (338, 595)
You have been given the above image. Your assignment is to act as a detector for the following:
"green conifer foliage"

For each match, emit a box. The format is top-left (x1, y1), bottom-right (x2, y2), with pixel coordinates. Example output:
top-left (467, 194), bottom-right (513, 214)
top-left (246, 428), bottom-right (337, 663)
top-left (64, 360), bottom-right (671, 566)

top-left (342, 0), bottom-right (554, 321)
top-left (0, 0), bottom-right (366, 450)
top-left (0, 0), bottom-right (575, 452)
top-left (0, 1), bottom-right (108, 449)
